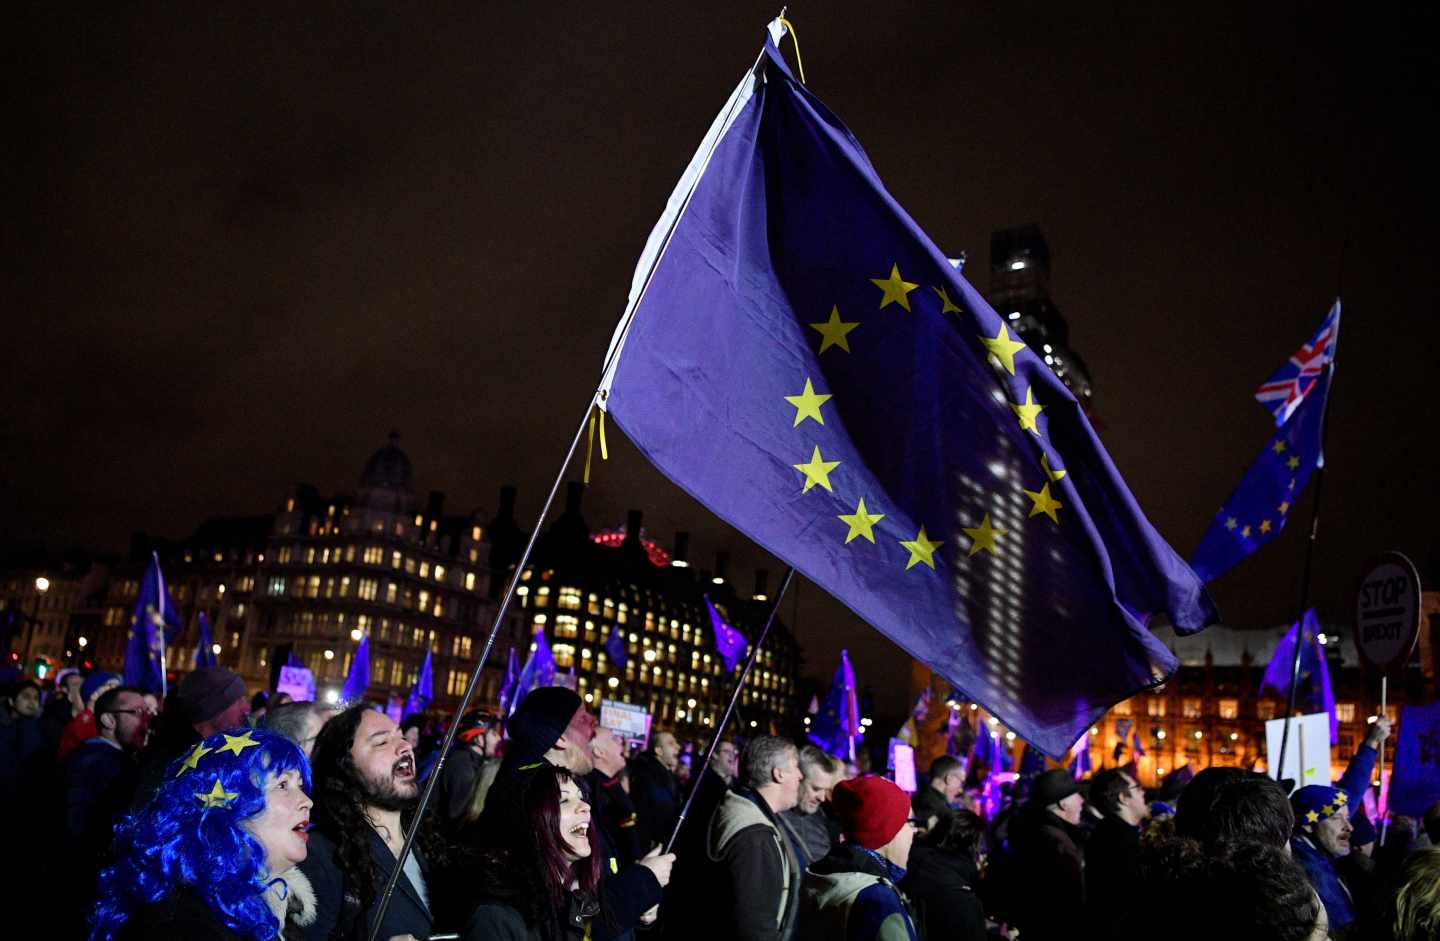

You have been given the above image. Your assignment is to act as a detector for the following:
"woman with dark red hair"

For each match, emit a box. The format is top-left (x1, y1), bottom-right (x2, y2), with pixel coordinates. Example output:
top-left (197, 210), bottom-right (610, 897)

top-left (457, 762), bottom-right (602, 941)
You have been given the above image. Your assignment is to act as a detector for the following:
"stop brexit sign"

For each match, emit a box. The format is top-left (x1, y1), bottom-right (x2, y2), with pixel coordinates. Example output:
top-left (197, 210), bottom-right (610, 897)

top-left (1354, 551), bottom-right (1422, 671)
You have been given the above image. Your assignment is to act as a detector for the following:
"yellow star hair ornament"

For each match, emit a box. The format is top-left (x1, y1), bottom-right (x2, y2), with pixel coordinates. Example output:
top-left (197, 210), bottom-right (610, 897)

top-left (216, 730), bottom-right (263, 757)
top-left (195, 779), bottom-right (239, 809)
top-left (176, 743), bottom-right (214, 777)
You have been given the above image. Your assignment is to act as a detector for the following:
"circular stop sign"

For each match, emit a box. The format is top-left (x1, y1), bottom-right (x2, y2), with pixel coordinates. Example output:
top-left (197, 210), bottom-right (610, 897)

top-left (1354, 551), bottom-right (1422, 671)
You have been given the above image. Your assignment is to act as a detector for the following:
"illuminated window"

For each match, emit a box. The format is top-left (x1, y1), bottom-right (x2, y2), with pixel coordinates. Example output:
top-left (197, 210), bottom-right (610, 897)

top-left (413, 626), bottom-right (426, 647)
top-left (432, 598), bottom-right (444, 618)
top-left (1112, 699), bottom-right (1133, 716)
top-left (268, 576), bottom-right (286, 597)
top-left (385, 582), bottom-right (397, 604)
top-left (278, 546), bottom-right (293, 564)
top-left (472, 525), bottom-right (482, 541)
top-left (433, 564), bottom-right (445, 583)
top-left (1337, 703), bottom-right (1355, 723)
top-left (322, 577), bottom-right (334, 599)
top-left (465, 572), bottom-right (476, 591)
top-left (418, 590), bottom-right (430, 612)
top-left (535, 587), bottom-right (550, 608)
top-left (555, 615), bottom-right (579, 639)
top-left (554, 643), bottom-right (575, 668)
top-left (358, 578), bottom-right (378, 601)
top-left (1218, 699), bottom-right (1239, 720)
top-left (1257, 701), bottom-right (1277, 720)
top-left (420, 561), bottom-right (431, 579)
top-left (1147, 699), bottom-right (1167, 718)
top-left (617, 603), bottom-right (627, 624)
top-left (390, 661), bottom-right (404, 686)
top-left (391, 550), bottom-right (402, 569)
top-left (339, 576), bottom-right (351, 597)
top-left (306, 575), bottom-right (321, 598)
top-left (558, 587), bottom-right (582, 610)
top-left (1182, 699), bottom-right (1202, 719)
top-left (404, 557), bottom-right (416, 575)
top-left (345, 544), bottom-right (356, 562)
top-left (587, 593), bottom-right (600, 615)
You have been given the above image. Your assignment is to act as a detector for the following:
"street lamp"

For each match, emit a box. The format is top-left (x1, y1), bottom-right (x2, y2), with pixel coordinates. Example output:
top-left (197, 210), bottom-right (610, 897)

top-left (20, 575), bottom-right (51, 672)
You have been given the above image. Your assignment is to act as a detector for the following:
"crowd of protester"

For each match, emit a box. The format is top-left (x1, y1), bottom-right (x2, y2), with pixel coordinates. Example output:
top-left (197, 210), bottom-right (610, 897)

top-left (6, 666), bottom-right (1440, 941)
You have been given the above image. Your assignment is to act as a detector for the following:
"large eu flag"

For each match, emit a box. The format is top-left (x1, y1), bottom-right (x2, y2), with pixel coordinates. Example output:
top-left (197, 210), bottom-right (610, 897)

top-left (1259, 609), bottom-right (1337, 739)
top-left (599, 23), bottom-right (1217, 756)
top-left (123, 552), bottom-right (181, 695)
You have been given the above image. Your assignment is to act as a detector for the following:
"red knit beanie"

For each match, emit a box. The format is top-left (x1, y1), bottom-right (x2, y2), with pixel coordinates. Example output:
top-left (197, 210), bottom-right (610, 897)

top-left (832, 775), bottom-right (911, 850)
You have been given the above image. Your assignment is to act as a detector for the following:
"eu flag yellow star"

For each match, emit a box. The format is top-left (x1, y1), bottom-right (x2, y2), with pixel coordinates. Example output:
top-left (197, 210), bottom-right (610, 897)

top-left (1305, 810), bottom-right (1320, 824)
top-left (784, 378), bottom-right (832, 427)
top-left (195, 779), bottom-right (238, 809)
top-left (1278, 501), bottom-right (1290, 514)
top-left (1241, 525), bottom-right (1252, 538)
top-left (871, 264), bottom-right (919, 311)
top-left (981, 324), bottom-right (1027, 375)
top-left (1041, 452), bottom-right (1066, 482)
top-left (793, 446), bottom-right (841, 494)
top-left (1287, 456), bottom-right (1300, 470)
top-left (933, 285), bottom-right (962, 315)
top-left (217, 730), bottom-right (262, 757)
top-left (1259, 519), bottom-right (1272, 534)
top-left (1273, 440), bottom-right (1287, 455)
top-left (900, 526), bottom-right (942, 570)
top-left (838, 498), bottom-right (885, 544)
top-left (809, 305), bottom-right (860, 354)
top-left (1023, 482), bottom-right (1064, 524)
top-left (963, 514), bottom-right (1006, 556)
top-left (1011, 386), bottom-right (1045, 435)
top-left (1224, 517), bottom-right (1238, 531)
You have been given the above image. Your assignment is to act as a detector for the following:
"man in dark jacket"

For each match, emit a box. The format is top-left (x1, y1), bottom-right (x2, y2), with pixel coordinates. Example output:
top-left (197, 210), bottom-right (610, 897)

top-left (781, 745), bottom-right (842, 867)
top-left (628, 728), bottom-right (682, 851)
top-left (901, 810), bottom-right (988, 941)
top-left (699, 735), bottom-right (804, 941)
top-left (1005, 769), bottom-right (1085, 941)
top-left (433, 709), bottom-right (502, 832)
top-left (590, 725), bottom-right (644, 864)
top-left (911, 754), bottom-right (963, 834)
top-left (1085, 768), bottom-right (1148, 938)
top-left (802, 775), bottom-right (919, 941)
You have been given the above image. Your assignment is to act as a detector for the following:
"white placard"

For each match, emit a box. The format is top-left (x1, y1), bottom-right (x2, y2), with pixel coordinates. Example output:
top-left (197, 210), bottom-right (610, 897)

top-left (1265, 712), bottom-right (1332, 788)
top-left (600, 699), bottom-right (651, 745)
top-left (277, 666), bottom-right (315, 703)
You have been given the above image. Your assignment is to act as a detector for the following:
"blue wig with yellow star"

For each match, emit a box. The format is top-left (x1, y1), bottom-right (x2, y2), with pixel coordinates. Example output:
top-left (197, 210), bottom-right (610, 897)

top-left (88, 727), bottom-right (310, 941)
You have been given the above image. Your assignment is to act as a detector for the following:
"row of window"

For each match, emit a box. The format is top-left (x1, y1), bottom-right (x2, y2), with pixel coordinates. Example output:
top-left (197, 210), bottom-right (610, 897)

top-left (272, 543), bottom-right (480, 591)
top-left (1116, 697), bottom-right (1375, 724)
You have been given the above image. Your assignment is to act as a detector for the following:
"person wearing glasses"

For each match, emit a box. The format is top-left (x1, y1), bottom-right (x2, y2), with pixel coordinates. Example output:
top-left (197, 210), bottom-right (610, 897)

top-left (61, 685), bottom-right (155, 935)
top-left (1083, 768), bottom-right (1149, 938)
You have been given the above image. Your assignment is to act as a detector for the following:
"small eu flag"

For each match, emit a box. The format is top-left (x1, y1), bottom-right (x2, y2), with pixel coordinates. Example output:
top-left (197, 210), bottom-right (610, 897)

top-left (605, 623), bottom-right (629, 670)
top-left (706, 595), bottom-right (749, 674)
top-left (599, 22), bottom-right (1217, 756)
top-left (404, 650), bottom-right (434, 719)
top-left (498, 646), bottom-right (522, 716)
top-left (1191, 363), bottom-right (1331, 583)
top-left (123, 552), bottom-right (181, 695)
top-left (1259, 609), bottom-right (1337, 739)
top-left (808, 650), bottom-right (862, 760)
top-left (341, 633), bottom-right (371, 702)
top-left (194, 611), bottom-right (218, 669)
top-left (512, 625), bottom-right (557, 714)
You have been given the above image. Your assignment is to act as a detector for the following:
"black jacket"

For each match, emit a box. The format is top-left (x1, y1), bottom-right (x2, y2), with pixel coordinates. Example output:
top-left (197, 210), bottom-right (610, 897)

top-left (698, 787), bottom-right (802, 941)
top-left (63, 740), bottom-right (138, 875)
top-left (463, 890), bottom-right (600, 941)
top-left (299, 828), bottom-right (433, 941)
top-left (113, 885), bottom-right (251, 941)
top-left (626, 751), bottom-right (680, 853)
top-left (1084, 814), bottom-right (1140, 938)
top-left (900, 844), bottom-right (987, 941)
top-left (1003, 809), bottom-right (1085, 941)
top-left (588, 768), bottom-right (643, 865)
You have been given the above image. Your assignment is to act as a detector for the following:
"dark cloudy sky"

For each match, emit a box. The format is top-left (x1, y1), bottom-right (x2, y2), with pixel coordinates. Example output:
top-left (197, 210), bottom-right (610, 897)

top-left (5, 3), bottom-right (1434, 716)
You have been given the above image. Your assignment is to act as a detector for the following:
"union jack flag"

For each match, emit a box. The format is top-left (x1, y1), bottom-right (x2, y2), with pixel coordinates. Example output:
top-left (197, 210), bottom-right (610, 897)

top-left (1254, 300), bottom-right (1341, 425)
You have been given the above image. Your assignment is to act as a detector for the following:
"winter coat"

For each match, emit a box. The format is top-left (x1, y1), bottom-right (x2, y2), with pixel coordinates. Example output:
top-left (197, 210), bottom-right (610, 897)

top-left (1002, 808), bottom-right (1084, 941)
top-left (0, 711), bottom-right (47, 807)
top-left (462, 890), bottom-right (600, 941)
top-left (702, 787), bottom-right (803, 941)
top-left (627, 751), bottom-right (680, 852)
top-left (801, 842), bottom-right (919, 941)
top-left (112, 885), bottom-right (252, 941)
top-left (1084, 814), bottom-right (1140, 938)
top-left (298, 828), bottom-right (434, 941)
top-left (1292, 834), bottom-right (1356, 933)
top-left (781, 808), bottom-right (833, 869)
top-left (588, 768), bottom-right (644, 865)
top-left (63, 739), bottom-right (138, 870)
top-left (899, 844), bottom-right (986, 941)
top-left (436, 748), bottom-right (500, 828)
top-left (910, 786), bottom-right (952, 832)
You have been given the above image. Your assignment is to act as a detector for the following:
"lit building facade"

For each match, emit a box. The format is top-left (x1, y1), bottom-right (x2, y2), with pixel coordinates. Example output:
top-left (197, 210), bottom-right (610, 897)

top-left (514, 484), bottom-right (802, 734)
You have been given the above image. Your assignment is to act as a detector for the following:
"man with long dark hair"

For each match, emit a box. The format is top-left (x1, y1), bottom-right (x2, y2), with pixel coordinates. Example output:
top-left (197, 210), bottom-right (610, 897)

top-left (299, 703), bottom-right (452, 941)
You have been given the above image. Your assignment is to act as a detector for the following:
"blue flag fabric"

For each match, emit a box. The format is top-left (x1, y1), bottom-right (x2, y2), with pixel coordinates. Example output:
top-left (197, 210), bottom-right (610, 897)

top-left (404, 650), bottom-right (434, 719)
top-left (1132, 730), bottom-right (1147, 758)
top-left (1019, 743), bottom-right (1047, 778)
top-left (1191, 368), bottom-right (1330, 583)
top-left (194, 612), bottom-right (217, 669)
top-left (1259, 609), bottom-right (1338, 740)
top-left (498, 646), bottom-right (521, 716)
top-left (1069, 736), bottom-right (1092, 779)
top-left (341, 635), bottom-right (371, 702)
top-left (605, 623), bottom-right (629, 670)
top-left (972, 726), bottom-right (1012, 774)
top-left (123, 552), bottom-right (182, 695)
top-left (286, 648), bottom-right (305, 669)
top-left (512, 625), bottom-right (557, 715)
top-left (600, 25), bottom-right (1217, 756)
top-left (1389, 702), bottom-right (1440, 816)
top-left (808, 650), bottom-right (862, 760)
top-left (706, 595), bottom-right (749, 674)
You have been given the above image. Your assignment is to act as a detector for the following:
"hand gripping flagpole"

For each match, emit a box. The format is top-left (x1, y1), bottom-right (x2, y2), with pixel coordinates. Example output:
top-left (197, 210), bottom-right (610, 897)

top-left (1275, 352), bottom-right (1338, 785)
top-left (666, 566), bottom-right (796, 854)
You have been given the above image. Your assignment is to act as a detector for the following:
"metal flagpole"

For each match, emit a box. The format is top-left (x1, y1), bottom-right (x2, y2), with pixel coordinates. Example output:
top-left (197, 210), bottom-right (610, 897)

top-left (666, 567), bottom-right (795, 853)
top-left (365, 399), bottom-right (595, 941)
top-left (1275, 357), bottom-right (1337, 785)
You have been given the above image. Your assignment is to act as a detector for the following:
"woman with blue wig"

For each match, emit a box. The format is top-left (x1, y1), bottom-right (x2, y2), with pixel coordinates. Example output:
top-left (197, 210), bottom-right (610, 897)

top-left (89, 727), bottom-right (318, 940)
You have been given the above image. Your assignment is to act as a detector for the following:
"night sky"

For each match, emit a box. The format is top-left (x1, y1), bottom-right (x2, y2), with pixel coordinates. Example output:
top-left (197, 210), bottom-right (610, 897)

top-left (6, 4), bottom-right (1434, 717)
